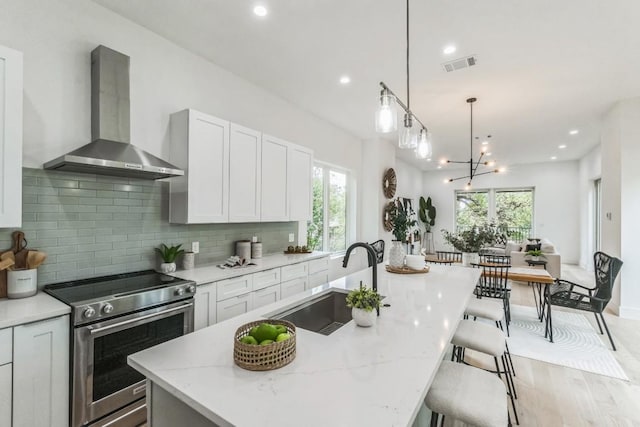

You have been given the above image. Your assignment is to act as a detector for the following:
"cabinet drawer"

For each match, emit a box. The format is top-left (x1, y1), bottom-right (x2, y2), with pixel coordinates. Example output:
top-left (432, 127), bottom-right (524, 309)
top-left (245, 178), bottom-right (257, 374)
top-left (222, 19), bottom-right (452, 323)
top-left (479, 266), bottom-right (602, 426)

top-left (281, 262), bottom-right (308, 282)
top-left (281, 277), bottom-right (307, 299)
top-left (253, 268), bottom-right (281, 291)
top-left (216, 275), bottom-right (253, 301)
top-left (216, 294), bottom-right (252, 323)
top-left (0, 328), bottom-right (11, 365)
top-left (252, 284), bottom-right (281, 309)
top-left (307, 272), bottom-right (329, 289)
top-left (308, 257), bottom-right (329, 274)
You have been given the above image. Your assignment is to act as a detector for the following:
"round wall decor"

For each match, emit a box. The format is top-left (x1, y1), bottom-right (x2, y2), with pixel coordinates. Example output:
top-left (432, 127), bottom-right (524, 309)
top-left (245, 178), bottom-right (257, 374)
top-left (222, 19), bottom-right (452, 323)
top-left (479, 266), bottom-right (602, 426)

top-left (382, 168), bottom-right (397, 199)
top-left (382, 201), bottom-right (395, 232)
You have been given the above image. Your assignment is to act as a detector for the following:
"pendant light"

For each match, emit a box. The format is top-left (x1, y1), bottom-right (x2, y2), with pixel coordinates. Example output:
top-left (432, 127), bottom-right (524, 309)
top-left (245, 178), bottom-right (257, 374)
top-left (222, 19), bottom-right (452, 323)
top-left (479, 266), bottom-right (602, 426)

top-left (375, 0), bottom-right (431, 156)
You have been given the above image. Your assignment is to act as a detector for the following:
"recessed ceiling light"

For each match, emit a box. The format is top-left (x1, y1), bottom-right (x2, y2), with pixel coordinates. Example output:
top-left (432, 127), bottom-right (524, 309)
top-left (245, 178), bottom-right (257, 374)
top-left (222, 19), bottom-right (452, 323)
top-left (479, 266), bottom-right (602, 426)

top-left (253, 5), bottom-right (268, 16)
top-left (426, 158), bottom-right (432, 162)
top-left (339, 75), bottom-right (351, 85)
top-left (569, 129), bottom-right (579, 135)
top-left (551, 156), bottom-right (557, 160)
top-left (443, 45), bottom-right (457, 55)
top-left (558, 144), bottom-right (567, 149)
top-left (486, 152), bottom-right (492, 156)
top-left (481, 141), bottom-right (489, 145)
top-left (437, 166), bottom-right (442, 169)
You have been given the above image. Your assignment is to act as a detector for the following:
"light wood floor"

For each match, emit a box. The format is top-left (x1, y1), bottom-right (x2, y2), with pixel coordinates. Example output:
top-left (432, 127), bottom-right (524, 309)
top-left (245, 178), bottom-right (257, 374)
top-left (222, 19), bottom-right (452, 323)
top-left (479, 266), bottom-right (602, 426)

top-left (449, 264), bottom-right (640, 427)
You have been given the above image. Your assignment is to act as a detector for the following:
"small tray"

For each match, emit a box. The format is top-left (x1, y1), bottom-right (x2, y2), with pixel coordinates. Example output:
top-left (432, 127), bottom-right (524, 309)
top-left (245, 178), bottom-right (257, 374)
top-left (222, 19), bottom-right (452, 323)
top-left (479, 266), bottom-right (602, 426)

top-left (233, 319), bottom-right (296, 371)
top-left (283, 251), bottom-right (312, 254)
top-left (385, 265), bottom-right (430, 274)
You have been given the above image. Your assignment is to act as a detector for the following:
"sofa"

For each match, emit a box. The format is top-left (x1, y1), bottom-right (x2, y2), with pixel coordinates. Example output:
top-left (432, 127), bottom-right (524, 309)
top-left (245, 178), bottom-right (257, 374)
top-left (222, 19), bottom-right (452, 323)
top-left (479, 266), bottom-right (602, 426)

top-left (483, 238), bottom-right (561, 278)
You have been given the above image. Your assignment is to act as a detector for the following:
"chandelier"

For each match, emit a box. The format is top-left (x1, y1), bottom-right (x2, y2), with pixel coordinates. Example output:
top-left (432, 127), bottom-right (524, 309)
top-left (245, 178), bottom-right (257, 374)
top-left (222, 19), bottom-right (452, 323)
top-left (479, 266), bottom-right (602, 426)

top-left (442, 97), bottom-right (504, 189)
top-left (374, 0), bottom-right (432, 160)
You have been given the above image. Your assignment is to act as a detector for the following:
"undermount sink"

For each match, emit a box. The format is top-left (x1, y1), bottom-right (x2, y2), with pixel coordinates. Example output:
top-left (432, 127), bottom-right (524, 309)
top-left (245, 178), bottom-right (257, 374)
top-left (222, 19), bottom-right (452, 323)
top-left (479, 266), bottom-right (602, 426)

top-left (269, 290), bottom-right (353, 335)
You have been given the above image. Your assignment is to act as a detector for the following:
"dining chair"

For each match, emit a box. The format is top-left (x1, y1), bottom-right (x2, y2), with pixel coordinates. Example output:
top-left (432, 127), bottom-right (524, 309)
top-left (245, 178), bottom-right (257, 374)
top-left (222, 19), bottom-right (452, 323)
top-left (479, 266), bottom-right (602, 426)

top-left (479, 254), bottom-right (511, 265)
top-left (436, 251), bottom-right (462, 262)
top-left (368, 240), bottom-right (385, 264)
top-left (473, 263), bottom-right (512, 335)
top-left (545, 251), bottom-right (623, 349)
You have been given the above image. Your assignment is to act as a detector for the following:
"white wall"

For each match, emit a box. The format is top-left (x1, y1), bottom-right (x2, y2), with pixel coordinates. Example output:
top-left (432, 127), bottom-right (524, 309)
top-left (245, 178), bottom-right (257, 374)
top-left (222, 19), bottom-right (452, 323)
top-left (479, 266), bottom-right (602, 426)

top-left (422, 161), bottom-right (581, 264)
top-left (577, 146), bottom-right (602, 270)
top-left (600, 97), bottom-right (640, 319)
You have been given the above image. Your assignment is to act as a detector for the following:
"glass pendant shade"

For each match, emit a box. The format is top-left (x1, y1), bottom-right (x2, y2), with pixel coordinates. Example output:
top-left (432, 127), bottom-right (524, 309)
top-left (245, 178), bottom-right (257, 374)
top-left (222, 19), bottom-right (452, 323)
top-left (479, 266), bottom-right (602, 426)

top-left (399, 114), bottom-right (418, 149)
top-left (415, 129), bottom-right (432, 159)
top-left (375, 93), bottom-right (398, 133)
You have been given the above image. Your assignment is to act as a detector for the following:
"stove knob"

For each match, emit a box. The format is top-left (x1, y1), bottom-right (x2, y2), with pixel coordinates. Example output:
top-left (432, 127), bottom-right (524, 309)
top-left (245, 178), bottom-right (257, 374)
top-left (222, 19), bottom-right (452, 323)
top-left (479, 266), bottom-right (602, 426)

top-left (83, 307), bottom-right (96, 319)
top-left (187, 285), bottom-right (196, 294)
top-left (174, 287), bottom-right (185, 296)
top-left (102, 303), bottom-right (114, 315)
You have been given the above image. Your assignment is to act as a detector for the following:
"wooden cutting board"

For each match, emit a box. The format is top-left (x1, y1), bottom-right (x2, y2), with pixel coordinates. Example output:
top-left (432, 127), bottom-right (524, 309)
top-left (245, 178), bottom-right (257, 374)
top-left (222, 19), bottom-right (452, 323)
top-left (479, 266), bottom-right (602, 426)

top-left (0, 249), bottom-right (10, 298)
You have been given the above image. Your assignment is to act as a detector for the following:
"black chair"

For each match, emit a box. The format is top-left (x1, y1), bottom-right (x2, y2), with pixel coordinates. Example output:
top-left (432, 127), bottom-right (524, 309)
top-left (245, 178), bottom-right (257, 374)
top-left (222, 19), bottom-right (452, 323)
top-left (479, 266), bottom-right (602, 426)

top-left (479, 254), bottom-right (511, 265)
top-left (545, 251), bottom-right (623, 350)
top-left (369, 240), bottom-right (385, 264)
top-left (436, 251), bottom-right (462, 262)
top-left (473, 263), bottom-right (512, 335)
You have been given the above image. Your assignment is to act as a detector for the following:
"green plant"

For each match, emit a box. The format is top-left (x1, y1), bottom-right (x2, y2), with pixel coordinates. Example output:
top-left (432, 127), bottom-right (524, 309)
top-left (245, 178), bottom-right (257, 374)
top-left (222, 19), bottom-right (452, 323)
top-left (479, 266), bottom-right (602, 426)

top-left (526, 249), bottom-right (544, 258)
top-left (418, 196), bottom-right (437, 232)
top-left (391, 199), bottom-right (417, 241)
top-left (441, 222), bottom-right (497, 253)
top-left (345, 282), bottom-right (382, 312)
top-left (155, 243), bottom-right (185, 263)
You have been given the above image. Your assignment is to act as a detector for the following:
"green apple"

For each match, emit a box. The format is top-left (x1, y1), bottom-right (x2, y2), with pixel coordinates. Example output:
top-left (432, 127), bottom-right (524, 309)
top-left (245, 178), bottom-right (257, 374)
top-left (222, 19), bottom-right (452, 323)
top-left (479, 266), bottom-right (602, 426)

top-left (276, 333), bottom-right (291, 342)
top-left (240, 336), bottom-right (258, 345)
top-left (252, 323), bottom-right (279, 342)
top-left (273, 325), bottom-right (287, 335)
top-left (259, 339), bottom-right (274, 346)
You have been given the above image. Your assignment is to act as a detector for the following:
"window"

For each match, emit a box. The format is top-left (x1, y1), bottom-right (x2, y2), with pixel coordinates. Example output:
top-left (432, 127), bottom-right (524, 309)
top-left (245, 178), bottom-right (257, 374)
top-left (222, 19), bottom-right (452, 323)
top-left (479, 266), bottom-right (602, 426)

top-left (455, 188), bottom-right (534, 242)
top-left (309, 164), bottom-right (350, 252)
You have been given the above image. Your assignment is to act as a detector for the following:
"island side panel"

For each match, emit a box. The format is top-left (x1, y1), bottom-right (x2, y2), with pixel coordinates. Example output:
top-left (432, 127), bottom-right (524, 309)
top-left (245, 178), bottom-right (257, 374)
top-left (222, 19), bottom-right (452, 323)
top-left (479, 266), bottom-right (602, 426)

top-left (149, 381), bottom-right (219, 427)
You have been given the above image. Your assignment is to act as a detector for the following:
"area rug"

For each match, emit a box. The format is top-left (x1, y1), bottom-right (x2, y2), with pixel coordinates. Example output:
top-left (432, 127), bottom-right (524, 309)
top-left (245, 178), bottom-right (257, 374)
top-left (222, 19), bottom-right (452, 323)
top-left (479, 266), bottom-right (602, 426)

top-left (505, 304), bottom-right (628, 380)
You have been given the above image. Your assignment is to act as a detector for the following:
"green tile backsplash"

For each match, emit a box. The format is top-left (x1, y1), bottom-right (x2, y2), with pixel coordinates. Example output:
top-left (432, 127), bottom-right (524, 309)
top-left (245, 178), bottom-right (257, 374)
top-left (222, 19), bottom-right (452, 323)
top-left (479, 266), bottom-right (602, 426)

top-left (0, 168), bottom-right (296, 286)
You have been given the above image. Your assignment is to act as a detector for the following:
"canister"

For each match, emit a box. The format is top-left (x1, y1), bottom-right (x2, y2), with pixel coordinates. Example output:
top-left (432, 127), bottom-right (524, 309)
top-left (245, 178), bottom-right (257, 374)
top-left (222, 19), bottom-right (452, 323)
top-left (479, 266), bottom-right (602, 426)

top-left (7, 268), bottom-right (38, 299)
top-left (236, 240), bottom-right (251, 262)
top-left (251, 242), bottom-right (263, 259)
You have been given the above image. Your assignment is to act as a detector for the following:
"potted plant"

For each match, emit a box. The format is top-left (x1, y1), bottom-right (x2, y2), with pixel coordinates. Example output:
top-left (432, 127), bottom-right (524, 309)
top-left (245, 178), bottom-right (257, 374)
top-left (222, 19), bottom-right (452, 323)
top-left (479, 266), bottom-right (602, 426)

top-left (441, 222), bottom-right (497, 266)
top-left (389, 199), bottom-right (417, 267)
top-left (418, 196), bottom-right (436, 254)
top-left (526, 249), bottom-right (545, 262)
top-left (345, 282), bottom-right (382, 327)
top-left (155, 243), bottom-right (185, 273)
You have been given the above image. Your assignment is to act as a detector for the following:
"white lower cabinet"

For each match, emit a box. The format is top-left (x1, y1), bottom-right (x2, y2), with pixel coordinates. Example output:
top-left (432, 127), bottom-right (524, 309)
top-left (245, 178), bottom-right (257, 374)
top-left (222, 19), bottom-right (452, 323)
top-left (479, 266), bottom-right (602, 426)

top-left (281, 262), bottom-right (308, 282)
top-left (252, 284), bottom-right (280, 309)
top-left (253, 268), bottom-right (281, 291)
top-left (217, 275), bottom-right (253, 301)
top-left (217, 294), bottom-right (253, 323)
top-left (281, 277), bottom-right (307, 299)
top-left (307, 272), bottom-right (329, 289)
top-left (194, 282), bottom-right (217, 330)
top-left (0, 363), bottom-right (11, 427)
top-left (13, 315), bottom-right (69, 427)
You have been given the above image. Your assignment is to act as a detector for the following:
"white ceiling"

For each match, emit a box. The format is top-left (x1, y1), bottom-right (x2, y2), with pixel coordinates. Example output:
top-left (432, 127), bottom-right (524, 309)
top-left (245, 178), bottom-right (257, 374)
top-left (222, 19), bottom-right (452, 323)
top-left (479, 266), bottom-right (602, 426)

top-left (95, 0), bottom-right (640, 171)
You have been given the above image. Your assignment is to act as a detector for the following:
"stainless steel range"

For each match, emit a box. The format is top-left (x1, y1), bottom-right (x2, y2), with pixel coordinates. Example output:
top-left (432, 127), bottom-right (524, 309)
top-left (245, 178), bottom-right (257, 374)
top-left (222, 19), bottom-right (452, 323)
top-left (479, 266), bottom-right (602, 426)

top-left (45, 270), bottom-right (196, 427)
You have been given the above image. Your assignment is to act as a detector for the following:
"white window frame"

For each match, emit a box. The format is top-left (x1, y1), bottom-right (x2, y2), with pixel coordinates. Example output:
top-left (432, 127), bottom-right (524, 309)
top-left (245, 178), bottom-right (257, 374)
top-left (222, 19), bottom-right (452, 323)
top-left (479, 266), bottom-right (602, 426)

top-left (311, 161), bottom-right (355, 255)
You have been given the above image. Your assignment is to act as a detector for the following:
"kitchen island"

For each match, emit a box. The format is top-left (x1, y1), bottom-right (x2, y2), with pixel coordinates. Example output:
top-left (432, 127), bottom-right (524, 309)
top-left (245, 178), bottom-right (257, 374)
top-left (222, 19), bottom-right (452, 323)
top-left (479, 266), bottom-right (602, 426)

top-left (128, 264), bottom-right (480, 427)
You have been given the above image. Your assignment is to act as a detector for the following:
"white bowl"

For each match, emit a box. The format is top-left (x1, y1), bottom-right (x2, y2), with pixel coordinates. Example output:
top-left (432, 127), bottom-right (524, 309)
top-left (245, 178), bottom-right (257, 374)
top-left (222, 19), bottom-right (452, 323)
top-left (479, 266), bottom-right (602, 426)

top-left (405, 255), bottom-right (425, 270)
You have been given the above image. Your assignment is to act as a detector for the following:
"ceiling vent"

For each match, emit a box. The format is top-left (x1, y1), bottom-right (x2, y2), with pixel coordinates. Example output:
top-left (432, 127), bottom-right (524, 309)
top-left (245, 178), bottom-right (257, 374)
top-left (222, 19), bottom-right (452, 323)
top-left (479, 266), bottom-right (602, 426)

top-left (442, 55), bottom-right (478, 72)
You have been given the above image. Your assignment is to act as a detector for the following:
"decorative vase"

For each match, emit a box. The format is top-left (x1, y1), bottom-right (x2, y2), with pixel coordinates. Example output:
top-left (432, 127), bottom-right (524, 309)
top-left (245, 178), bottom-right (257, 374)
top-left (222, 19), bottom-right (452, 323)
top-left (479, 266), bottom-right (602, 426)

top-left (182, 252), bottom-right (195, 270)
top-left (352, 307), bottom-right (377, 327)
top-left (461, 252), bottom-right (479, 267)
top-left (160, 262), bottom-right (176, 273)
top-left (532, 256), bottom-right (539, 262)
top-left (389, 240), bottom-right (406, 268)
top-left (423, 231), bottom-right (435, 254)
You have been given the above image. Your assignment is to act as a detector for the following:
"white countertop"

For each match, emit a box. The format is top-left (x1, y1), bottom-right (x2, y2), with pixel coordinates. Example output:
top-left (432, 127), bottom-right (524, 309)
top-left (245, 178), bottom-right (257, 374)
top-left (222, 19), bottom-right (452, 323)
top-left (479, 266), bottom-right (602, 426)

top-left (0, 292), bottom-right (71, 329)
top-left (129, 264), bottom-right (480, 427)
top-left (169, 251), bottom-right (331, 285)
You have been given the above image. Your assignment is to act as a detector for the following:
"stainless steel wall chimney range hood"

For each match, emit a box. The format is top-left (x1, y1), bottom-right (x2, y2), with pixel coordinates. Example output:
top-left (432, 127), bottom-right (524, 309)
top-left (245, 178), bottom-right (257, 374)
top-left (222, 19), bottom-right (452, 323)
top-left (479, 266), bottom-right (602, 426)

top-left (44, 46), bottom-right (184, 180)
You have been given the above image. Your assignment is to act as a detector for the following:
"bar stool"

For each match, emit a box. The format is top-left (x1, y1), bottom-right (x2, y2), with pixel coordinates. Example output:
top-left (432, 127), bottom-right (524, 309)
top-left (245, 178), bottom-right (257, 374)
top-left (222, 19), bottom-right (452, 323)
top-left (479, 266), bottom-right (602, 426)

top-left (425, 361), bottom-right (509, 427)
top-left (451, 320), bottom-right (519, 425)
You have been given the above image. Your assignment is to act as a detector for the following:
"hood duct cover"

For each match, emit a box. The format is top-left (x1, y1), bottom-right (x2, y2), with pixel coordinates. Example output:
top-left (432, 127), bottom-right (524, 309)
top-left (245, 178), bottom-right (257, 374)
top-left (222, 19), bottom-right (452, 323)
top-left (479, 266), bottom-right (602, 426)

top-left (44, 46), bottom-right (183, 180)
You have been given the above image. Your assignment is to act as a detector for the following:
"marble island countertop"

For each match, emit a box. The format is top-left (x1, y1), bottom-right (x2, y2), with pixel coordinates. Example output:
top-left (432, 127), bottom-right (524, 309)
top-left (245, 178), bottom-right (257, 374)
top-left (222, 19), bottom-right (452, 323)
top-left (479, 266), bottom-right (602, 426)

top-left (168, 251), bottom-right (331, 285)
top-left (129, 264), bottom-right (480, 427)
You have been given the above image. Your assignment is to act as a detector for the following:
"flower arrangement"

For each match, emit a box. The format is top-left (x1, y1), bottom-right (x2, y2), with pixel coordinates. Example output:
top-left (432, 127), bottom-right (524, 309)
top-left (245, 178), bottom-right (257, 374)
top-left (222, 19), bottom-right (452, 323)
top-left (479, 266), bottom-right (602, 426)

top-left (441, 223), bottom-right (497, 253)
top-left (345, 282), bottom-right (382, 313)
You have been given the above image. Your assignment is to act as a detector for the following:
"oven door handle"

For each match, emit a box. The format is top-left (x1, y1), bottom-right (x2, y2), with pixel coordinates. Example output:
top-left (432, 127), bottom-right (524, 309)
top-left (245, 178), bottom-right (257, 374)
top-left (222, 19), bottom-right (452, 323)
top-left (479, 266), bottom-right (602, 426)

top-left (88, 302), bottom-right (194, 335)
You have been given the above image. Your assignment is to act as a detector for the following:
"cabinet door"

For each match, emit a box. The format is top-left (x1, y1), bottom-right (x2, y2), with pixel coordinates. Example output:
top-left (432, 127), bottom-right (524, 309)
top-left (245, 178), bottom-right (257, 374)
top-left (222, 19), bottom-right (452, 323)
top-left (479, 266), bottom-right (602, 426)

top-left (194, 282), bottom-right (217, 330)
top-left (261, 135), bottom-right (289, 221)
top-left (216, 274), bottom-right (253, 301)
top-left (288, 144), bottom-right (313, 221)
top-left (281, 277), bottom-right (307, 299)
top-left (13, 315), bottom-right (69, 427)
top-left (229, 124), bottom-right (261, 222)
top-left (0, 363), bottom-right (11, 427)
top-left (281, 262), bottom-right (308, 282)
top-left (308, 272), bottom-right (329, 289)
top-left (252, 284), bottom-right (280, 309)
top-left (217, 294), bottom-right (253, 323)
top-left (253, 268), bottom-right (281, 291)
top-left (0, 45), bottom-right (23, 228)
top-left (308, 257), bottom-right (330, 275)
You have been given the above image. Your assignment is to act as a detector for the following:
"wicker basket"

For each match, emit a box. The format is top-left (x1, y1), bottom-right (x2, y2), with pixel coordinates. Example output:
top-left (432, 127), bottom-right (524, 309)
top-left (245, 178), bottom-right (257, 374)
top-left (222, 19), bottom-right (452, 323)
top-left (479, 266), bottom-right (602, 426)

top-left (233, 319), bottom-right (296, 371)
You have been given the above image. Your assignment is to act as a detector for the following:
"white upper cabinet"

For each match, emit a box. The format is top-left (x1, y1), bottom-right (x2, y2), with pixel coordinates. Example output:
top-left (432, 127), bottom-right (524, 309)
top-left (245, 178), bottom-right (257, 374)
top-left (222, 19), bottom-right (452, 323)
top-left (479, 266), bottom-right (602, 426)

top-left (288, 144), bottom-right (313, 221)
top-left (170, 110), bottom-right (230, 224)
top-left (0, 45), bottom-right (23, 228)
top-left (229, 124), bottom-right (261, 222)
top-left (261, 134), bottom-right (289, 221)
